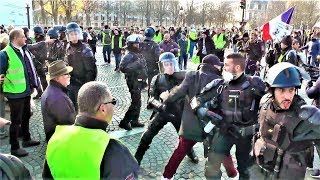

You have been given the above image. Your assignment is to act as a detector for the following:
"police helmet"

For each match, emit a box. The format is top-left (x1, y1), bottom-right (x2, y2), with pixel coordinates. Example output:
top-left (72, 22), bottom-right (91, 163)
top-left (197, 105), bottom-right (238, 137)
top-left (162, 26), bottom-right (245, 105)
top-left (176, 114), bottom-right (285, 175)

top-left (126, 34), bottom-right (141, 46)
top-left (60, 26), bottom-right (66, 32)
top-left (144, 26), bottom-right (156, 39)
top-left (265, 62), bottom-right (302, 88)
top-left (159, 52), bottom-right (180, 73)
top-left (65, 22), bottom-right (83, 42)
top-left (53, 25), bottom-right (66, 32)
top-left (47, 28), bottom-right (58, 39)
top-left (33, 26), bottom-right (44, 35)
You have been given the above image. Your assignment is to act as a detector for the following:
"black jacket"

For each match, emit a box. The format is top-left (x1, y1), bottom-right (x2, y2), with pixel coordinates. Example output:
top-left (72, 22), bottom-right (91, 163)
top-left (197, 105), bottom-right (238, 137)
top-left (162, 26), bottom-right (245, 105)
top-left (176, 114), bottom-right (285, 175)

top-left (41, 80), bottom-right (76, 142)
top-left (197, 36), bottom-right (215, 56)
top-left (119, 51), bottom-right (147, 81)
top-left (165, 64), bottom-right (221, 141)
top-left (42, 115), bottom-right (139, 179)
top-left (65, 41), bottom-right (97, 86)
top-left (140, 39), bottom-right (161, 73)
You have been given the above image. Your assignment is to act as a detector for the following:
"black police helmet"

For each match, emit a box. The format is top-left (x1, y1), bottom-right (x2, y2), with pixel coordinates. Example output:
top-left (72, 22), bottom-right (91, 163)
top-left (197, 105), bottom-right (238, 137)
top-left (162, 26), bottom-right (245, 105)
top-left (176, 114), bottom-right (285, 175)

top-left (47, 28), bottom-right (58, 39)
top-left (82, 31), bottom-right (88, 39)
top-left (33, 26), bottom-right (44, 35)
top-left (126, 34), bottom-right (140, 46)
top-left (144, 26), bottom-right (156, 38)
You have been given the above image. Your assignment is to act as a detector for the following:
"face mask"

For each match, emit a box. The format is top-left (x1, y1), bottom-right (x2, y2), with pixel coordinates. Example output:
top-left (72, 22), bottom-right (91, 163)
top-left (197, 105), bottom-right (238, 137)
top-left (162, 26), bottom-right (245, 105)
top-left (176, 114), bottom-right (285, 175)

top-left (222, 71), bottom-right (234, 82)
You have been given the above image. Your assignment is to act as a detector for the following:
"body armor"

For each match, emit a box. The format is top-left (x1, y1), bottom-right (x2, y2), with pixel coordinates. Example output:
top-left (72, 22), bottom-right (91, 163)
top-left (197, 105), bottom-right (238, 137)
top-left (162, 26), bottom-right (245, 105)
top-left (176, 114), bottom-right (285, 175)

top-left (254, 95), bottom-right (313, 178)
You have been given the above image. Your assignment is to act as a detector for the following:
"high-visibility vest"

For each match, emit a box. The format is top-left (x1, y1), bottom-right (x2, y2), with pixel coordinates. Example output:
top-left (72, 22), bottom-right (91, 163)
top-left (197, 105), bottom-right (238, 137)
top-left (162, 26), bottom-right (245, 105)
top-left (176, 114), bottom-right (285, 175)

top-left (213, 34), bottom-right (227, 49)
top-left (189, 31), bottom-right (197, 41)
top-left (2, 45), bottom-right (26, 93)
top-left (153, 32), bottom-right (163, 44)
top-left (46, 125), bottom-right (111, 179)
top-left (111, 35), bottom-right (123, 49)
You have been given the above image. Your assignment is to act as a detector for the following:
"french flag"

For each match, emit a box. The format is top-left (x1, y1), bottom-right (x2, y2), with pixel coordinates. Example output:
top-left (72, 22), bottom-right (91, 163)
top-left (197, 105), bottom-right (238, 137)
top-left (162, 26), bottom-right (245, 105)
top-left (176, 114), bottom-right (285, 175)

top-left (261, 7), bottom-right (295, 41)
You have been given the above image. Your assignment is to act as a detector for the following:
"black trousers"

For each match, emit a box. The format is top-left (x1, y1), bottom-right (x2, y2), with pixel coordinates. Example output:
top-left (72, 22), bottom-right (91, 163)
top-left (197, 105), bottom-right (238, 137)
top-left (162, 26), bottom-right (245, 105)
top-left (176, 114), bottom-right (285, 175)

top-left (7, 96), bottom-right (32, 150)
top-left (34, 62), bottom-right (48, 93)
top-left (121, 81), bottom-right (143, 123)
top-left (215, 50), bottom-right (225, 62)
top-left (68, 84), bottom-right (81, 111)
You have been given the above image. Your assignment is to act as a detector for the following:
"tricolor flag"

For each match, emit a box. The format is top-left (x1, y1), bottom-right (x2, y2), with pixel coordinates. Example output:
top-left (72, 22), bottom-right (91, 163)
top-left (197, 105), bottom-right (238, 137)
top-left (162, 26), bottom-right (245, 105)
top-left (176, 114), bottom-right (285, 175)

top-left (261, 7), bottom-right (295, 41)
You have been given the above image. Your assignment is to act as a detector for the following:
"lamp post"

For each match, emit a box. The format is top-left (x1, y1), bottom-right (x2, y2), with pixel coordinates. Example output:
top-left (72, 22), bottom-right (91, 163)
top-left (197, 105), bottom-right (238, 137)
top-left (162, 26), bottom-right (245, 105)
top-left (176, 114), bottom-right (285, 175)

top-left (240, 0), bottom-right (246, 31)
top-left (26, 2), bottom-right (31, 29)
top-left (179, 7), bottom-right (184, 27)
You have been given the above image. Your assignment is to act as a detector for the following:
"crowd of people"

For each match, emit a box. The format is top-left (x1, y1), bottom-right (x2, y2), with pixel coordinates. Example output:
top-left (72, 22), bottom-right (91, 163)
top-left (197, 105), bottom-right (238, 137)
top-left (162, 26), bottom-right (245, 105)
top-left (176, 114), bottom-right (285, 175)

top-left (0, 22), bottom-right (319, 180)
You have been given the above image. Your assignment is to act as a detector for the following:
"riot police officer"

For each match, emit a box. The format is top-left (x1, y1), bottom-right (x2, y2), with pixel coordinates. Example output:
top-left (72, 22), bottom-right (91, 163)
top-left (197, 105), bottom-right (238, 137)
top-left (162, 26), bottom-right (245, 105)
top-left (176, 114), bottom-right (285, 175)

top-left (64, 22), bottom-right (97, 110)
top-left (119, 34), bottom-right (147, 130)
top-left (251, 62), bottom-right (320, 179)
top-left (46, 28), bottom-right (64, 63)
top-left (162, 55), bottom-right (238, 179)
top-left (134, 52), bottom-right (198, 165)
top-left (22, 27), bottom-right (33, 44)
top-left (190, 53), bottom-right (265, 179)
top-left (30, 26), bottom-right (49, 98)
top-left (140, 26), bottom-right (161, 86)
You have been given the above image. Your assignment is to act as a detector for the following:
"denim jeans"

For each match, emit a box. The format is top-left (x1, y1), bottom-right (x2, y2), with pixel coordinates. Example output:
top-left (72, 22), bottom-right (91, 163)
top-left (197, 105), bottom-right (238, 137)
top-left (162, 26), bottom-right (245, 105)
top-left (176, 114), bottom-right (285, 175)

top-left (189, 41), bottom-right (196, 59)
top-left (114, 53), bottom-right (122, 69)
top-left (179, 53), bottom-right (188, 70)
top-left (102, 45), bottom-right (112, 63)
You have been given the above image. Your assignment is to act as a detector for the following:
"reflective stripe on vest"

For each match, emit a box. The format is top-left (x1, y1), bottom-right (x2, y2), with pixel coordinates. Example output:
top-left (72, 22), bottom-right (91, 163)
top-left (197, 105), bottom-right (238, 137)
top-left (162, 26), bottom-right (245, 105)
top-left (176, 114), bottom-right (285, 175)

top-left (111, 35), bottom-right (123, 49)
top-left (153, 32), bottom-right (162, 44)
top-left (213, 34), bottom-right (226, 49)
top-left (46, 125), bottom-right (111, 179)
top-left (102, 32), bottom-right (111, 45)
top-left (2, 45), bottom-right (26, 93)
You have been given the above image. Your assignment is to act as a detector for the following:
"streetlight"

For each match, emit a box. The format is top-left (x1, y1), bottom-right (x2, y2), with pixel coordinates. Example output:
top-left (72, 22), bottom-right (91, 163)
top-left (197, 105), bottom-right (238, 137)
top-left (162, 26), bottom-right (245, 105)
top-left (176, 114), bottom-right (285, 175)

top-left (240, 0), bottom-right (246, 30)
top-left (179, 7), bottom-right (184, 26)
top-left (26, 0), bottom-right (31, 29)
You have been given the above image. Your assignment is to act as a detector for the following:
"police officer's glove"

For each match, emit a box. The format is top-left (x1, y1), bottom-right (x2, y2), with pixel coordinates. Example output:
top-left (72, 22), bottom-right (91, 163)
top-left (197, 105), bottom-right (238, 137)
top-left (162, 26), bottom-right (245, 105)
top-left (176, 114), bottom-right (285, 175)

top-left (148, 97), bottom-right (166, 112)
top-left (228, 125), bottom-right (242, 139)
top-left (299, 105), bottom-right (320, 125)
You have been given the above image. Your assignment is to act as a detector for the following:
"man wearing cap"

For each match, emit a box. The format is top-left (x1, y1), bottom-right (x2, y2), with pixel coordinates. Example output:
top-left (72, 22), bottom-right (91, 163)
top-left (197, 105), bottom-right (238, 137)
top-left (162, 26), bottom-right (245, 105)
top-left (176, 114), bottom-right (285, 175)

top-left (41, 60), bottom-right (76, 142)
top-left (190, 53), bottom-right (265, 179)
top-left (278, 35), bottom-right (298, 66)
top-left (161, 54), bottom-right (239, 180)
top-left (42, 81), bottom-right (139, 179)
top-left (251, 62), bottom-right (320, 179)
top-left (0, 28), bottom-right (40, 157)
top-left (197, 30), bottom-right (215, 63)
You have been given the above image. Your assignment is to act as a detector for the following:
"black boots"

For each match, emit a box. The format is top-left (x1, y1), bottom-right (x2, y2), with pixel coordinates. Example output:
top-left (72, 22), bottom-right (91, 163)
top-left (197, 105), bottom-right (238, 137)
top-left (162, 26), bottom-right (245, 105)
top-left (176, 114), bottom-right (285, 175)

top-left (187, 149), bottom-right (199, 164)
top-left (134, 144), bottom-right (150, 165)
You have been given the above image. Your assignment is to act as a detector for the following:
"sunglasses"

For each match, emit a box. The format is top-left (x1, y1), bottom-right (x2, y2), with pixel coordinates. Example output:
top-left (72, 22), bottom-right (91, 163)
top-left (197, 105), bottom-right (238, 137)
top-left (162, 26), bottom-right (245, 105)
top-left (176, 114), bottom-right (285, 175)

top-left (102, 98), bottom-right (117, 105)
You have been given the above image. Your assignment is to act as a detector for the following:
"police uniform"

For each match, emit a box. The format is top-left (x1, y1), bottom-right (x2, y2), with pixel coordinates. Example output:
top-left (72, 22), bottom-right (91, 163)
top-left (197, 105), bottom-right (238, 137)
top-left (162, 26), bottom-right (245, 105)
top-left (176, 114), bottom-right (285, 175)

top-left (119, 35), bottom-right (147, 130)
top-left (140, 27), bottom-right (161, 85)
top-left (251, 62), bottom-right (320, 179)
top-left (134, 52), bottom-right (198, 165)
top-left (193, 73), bottom-right (265, 179)
top-left (64, 23), bottom-right (97, 110)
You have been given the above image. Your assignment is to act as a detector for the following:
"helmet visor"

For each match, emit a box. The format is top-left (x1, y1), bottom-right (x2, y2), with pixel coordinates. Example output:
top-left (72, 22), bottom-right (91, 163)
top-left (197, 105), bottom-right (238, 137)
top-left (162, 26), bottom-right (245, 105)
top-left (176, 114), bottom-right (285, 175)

top-left (158, 58), bottom-right (180, 74)
top-left (66, 28), bottom-right (83, 42)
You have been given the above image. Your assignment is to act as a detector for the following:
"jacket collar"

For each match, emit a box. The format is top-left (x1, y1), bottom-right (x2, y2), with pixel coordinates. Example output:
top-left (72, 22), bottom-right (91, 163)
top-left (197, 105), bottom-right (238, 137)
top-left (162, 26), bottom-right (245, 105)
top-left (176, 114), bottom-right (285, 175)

top-left (49, 80), bottom-right (69, 94)
top-left (74, 115), bottom-right (108, 131)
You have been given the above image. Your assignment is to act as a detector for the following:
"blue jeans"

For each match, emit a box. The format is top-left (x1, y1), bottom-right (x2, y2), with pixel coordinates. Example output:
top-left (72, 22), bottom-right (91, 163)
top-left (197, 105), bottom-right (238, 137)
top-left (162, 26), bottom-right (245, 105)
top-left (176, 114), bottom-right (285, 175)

top-left (189, 41), bottom-right (196, 59)
top-left (179, 53), bottom-right (188, 70)
top-left (102, 45), bottom-right (112, 63)
top-left (114, 53), bottom-right (122, 69)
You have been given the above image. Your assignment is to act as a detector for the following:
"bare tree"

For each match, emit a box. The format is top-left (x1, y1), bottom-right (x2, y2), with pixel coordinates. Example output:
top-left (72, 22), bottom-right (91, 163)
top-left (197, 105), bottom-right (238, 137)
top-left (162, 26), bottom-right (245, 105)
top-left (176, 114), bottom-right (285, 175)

top-left (43, 0), bottom-right (59, 24)
top-left (287, 0), bottom-right (320, 29)
top-left (80, 0), bottom-right (98, 27)
top-left (39, 0), bottom-right (47, 25)
top-left (167, 1), bottom-right (180, 26)
top-left (119, 1), bottom-right (133, 26)
top-left (153, 0), bottom-right (169, 25)
top-left (59, 0), bottom-right (74, 23)
top-left (185, 0), bottom-right (195, 26)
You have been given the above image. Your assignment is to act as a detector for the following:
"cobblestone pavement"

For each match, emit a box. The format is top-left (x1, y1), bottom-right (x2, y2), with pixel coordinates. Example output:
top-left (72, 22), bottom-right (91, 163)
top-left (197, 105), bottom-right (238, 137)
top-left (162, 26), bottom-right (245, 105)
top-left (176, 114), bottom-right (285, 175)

top-left (0, 46), bottom-right (318, 180)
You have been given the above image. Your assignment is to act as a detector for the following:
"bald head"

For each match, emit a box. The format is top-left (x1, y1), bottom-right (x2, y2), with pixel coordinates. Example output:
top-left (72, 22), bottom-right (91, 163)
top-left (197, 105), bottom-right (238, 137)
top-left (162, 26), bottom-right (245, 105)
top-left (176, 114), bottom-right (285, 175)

top-left (163, 33), bottom-right (171, 42)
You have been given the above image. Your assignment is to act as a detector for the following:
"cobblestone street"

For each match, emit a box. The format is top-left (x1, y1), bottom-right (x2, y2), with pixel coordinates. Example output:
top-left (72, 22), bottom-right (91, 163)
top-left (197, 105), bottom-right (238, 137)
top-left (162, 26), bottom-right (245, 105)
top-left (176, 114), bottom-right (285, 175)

top-left (0, 46), bottom-right (318, 179)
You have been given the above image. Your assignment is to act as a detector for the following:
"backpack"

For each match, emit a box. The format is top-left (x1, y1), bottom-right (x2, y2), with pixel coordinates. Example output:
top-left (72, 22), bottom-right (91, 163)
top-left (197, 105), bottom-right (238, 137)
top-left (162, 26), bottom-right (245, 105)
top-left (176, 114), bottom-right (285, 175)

top-left (0, 153), bottom-right (32, 180)
top-left (103, 31), bottom-right (112, 45)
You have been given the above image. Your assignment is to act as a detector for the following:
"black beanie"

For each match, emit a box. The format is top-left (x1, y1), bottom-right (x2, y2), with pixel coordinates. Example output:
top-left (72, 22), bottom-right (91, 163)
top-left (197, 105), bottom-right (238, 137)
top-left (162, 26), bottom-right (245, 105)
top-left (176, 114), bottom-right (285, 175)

top-left (281, 35), bottom-right (292, 46)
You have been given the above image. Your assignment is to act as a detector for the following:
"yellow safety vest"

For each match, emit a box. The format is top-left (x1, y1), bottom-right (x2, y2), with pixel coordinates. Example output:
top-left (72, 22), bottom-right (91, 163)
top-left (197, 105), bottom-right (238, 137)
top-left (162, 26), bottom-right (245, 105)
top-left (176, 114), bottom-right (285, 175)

top-left (213, 34), bottom-right (227, 49)
top-left (2, 45), bottom-right (26, 93)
